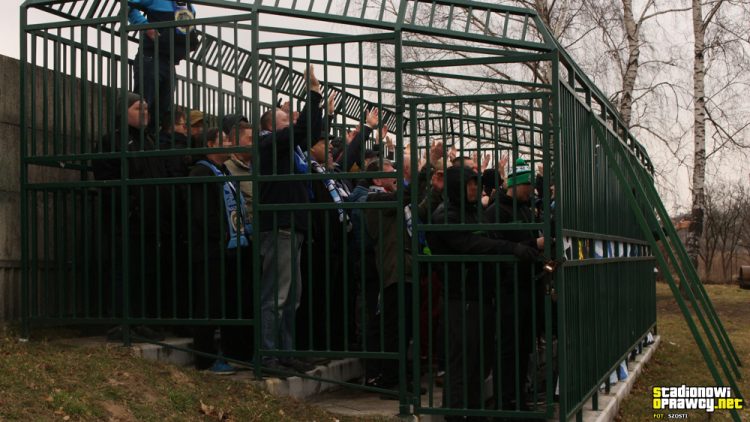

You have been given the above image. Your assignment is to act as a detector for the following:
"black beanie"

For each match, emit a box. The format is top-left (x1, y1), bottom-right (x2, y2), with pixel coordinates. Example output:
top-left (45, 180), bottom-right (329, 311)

top-left (116, 92), bottom-right (143, 118)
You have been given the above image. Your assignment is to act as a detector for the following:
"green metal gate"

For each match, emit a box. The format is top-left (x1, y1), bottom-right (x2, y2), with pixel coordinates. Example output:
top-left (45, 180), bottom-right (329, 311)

top-left (406, 92), bottom-right (555, 419)
top-left (19, 0), bottom-right (742, 420)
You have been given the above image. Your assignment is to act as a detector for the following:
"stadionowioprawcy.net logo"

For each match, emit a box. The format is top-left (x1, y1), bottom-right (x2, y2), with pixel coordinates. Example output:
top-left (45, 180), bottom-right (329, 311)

top-left (653, 385), bottom-right (744, 413)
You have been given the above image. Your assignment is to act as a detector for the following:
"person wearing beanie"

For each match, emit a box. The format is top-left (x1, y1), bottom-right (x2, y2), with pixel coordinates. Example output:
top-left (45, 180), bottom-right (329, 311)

top-left (128, 0), bottom-right (200, 130)
top-left (221, 113), bottom-right (249, 137)
top-left (92, 92), bottom-right (168, 342)
top-left (484, 157), bottom-right (546, 413)
top-left (188, 127), bottom-right (252, 375)
top-left (426, 165), bottom-right (539, 418)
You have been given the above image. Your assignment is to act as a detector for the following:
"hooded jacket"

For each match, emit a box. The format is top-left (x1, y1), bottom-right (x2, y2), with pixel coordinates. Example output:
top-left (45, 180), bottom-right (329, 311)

top-left (427, 166), bottom-right (518, 301)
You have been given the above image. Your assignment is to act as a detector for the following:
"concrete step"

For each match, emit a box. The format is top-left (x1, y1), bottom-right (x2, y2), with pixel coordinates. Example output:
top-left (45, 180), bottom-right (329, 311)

top-left (130, 337), bottom-right (365, 401)
top-left (240, 358), bottom-right (364, 400)
top-left (131, 337), bottom-right (194, 367)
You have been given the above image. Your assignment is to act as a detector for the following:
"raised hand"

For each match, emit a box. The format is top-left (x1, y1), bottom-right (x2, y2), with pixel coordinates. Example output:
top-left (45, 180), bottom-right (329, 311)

top-left (304, 65), bottom-right (321, 93)
top-left (327, 92), bottom-right (337, 116)
top-left (380, 123), bottom-right (389, 140)
top-left (366, 107), bottom-right (380, 129)
top-left (498, 152), bottom-right (509, 177)
top-left (429, 141), bottom-right (444, 166)
top-left (346, 124), bottom-right (361, 144)
top-left (481, 153), bottom-right (491, 172)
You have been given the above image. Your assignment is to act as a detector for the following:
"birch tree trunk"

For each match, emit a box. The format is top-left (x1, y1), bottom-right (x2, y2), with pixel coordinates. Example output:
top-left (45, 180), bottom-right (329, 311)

top-left (619, 0), bottom-right (640, 127)
top-left (687, 0), bottom-right (707, 271)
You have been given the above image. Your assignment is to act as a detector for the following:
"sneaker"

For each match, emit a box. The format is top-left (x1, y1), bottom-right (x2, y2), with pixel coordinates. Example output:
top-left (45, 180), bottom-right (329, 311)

top-left (282, 357), bottom-right (316, 373)
top-left (365, 373), bottom-right (399, 389)
top-left (207, 360), bottom-right (236, 375)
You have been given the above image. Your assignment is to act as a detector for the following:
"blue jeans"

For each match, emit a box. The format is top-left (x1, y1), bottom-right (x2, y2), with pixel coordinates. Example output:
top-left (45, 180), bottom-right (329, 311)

top-left (259, 229), bottom-right (303, 364)
top-left (133, 51), bottom-right (173, 125)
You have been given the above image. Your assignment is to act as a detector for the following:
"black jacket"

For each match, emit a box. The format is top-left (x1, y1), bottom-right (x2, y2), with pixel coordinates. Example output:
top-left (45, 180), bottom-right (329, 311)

top-left (309, 169), bottom-right (348, 255)
top-left (257, 90), bottom-right (324, 232)
top-left (158, 130), bottom-right (191, 178)
top-left (484, 192), bottom-right (540, 296)
top-left (188, 158), bottom-right (231, 262)
top-left (364, 189), bottom-right (413, 288)
top-left (92, 126), bottom-right (169, 239)
top-left (426, 166), bottom-right (517, 301)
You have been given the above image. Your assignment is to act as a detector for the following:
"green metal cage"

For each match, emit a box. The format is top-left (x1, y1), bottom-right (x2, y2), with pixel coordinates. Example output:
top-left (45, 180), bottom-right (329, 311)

top-left (18, 1), bottom-right (741, 420)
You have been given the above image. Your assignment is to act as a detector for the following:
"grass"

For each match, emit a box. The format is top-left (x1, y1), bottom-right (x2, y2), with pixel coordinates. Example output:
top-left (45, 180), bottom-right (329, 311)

top-left (0, 329), bottom-right (391, 422)
top-left (618, 282), bottom-right (750, 421)
top-left (2, 283), bottom-right (746, 421)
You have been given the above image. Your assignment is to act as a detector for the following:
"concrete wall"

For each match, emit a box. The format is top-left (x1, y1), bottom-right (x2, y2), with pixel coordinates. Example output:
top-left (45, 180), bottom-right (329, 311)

top-left (0, 55), bottom-right (24, 321)
top-left (0, 54), bottom-right (88, 321)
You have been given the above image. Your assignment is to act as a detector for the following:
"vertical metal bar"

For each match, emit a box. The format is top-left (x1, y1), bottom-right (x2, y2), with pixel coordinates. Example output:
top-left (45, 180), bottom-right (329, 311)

top-left (119, 0), bottom-right (132, 346)
top-left (250, 6), bottom-right (262, 378)
top-left (393, 28), bottom-right (410, 417)
top-left (20, 5), bottom-right (30, 339)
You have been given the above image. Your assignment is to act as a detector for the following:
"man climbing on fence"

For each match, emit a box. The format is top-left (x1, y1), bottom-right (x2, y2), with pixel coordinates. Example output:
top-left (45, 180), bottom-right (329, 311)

top-left (127, 0), bottom-right (200, 132)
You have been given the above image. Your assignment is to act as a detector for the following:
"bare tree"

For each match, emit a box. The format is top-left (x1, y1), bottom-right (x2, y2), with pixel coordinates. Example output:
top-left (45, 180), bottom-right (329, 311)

top-left (686, 0), bottom-right (750, 269)
top-left (699, 186), bottom-right (721, 279)
top-left (718, 183), bottom-right (749, 281)
top-left (700, 181), bottom-right (749, 281)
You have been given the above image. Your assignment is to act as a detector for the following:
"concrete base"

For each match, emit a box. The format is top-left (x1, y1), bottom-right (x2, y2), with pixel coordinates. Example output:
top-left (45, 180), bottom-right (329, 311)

top-left (577, 335), bottom-right (661, 422)
top-left (55, 330), bottom-right (661, 422)
top-left (314, 336), bottom-right (661, 422)
top-left (256, 358), bottom-right (364, 399)
top-left (131, 337), bottom-right (195, 367)
top-left (127, 337), bottom-right (365, 400)
top-left (55, 333), bottom-right (660, 422)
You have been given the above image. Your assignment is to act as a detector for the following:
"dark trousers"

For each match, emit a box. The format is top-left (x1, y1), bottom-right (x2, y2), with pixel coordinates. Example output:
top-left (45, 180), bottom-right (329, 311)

top-left (297, 246), bottom-right (348, 351)
top-left (443, 299), bottom-right (495, 417)
top-left (133, 51), bottom-right (173, 128)
top-left (192, 250), bottom-right (253, 369)
top-left (367, 282), bottom-right (413, 381)
top-left (498, 287), bottom-right (535, 410)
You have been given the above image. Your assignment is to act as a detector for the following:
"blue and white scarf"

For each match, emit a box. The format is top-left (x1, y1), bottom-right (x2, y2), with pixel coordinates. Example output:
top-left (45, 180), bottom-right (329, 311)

top-left (310, 158), bottom-right (352, 232)
top-left (196, 160), bottom-right (250, 249)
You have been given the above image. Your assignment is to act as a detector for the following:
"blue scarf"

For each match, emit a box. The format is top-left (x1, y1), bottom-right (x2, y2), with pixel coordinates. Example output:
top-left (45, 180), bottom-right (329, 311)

top-left (196, 160), bottom-right (250, 249)
top-left (310, 159), bottom-right (352, 232)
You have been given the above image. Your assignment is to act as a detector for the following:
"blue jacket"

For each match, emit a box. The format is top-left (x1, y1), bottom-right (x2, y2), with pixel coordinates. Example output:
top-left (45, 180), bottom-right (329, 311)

top-left (128, 0), bottom-right (198, 61)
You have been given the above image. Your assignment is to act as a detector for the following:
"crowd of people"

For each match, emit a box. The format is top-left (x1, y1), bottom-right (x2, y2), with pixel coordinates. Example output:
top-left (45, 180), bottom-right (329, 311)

top-left (91, 1), bottom-right (556, 416)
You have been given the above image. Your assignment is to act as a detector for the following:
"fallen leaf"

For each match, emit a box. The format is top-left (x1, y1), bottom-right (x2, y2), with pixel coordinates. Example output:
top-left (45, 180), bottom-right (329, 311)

top-left (200, 400), bottom-right (214, 416)
top-left (199, 400), bottom-right (230, 421)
